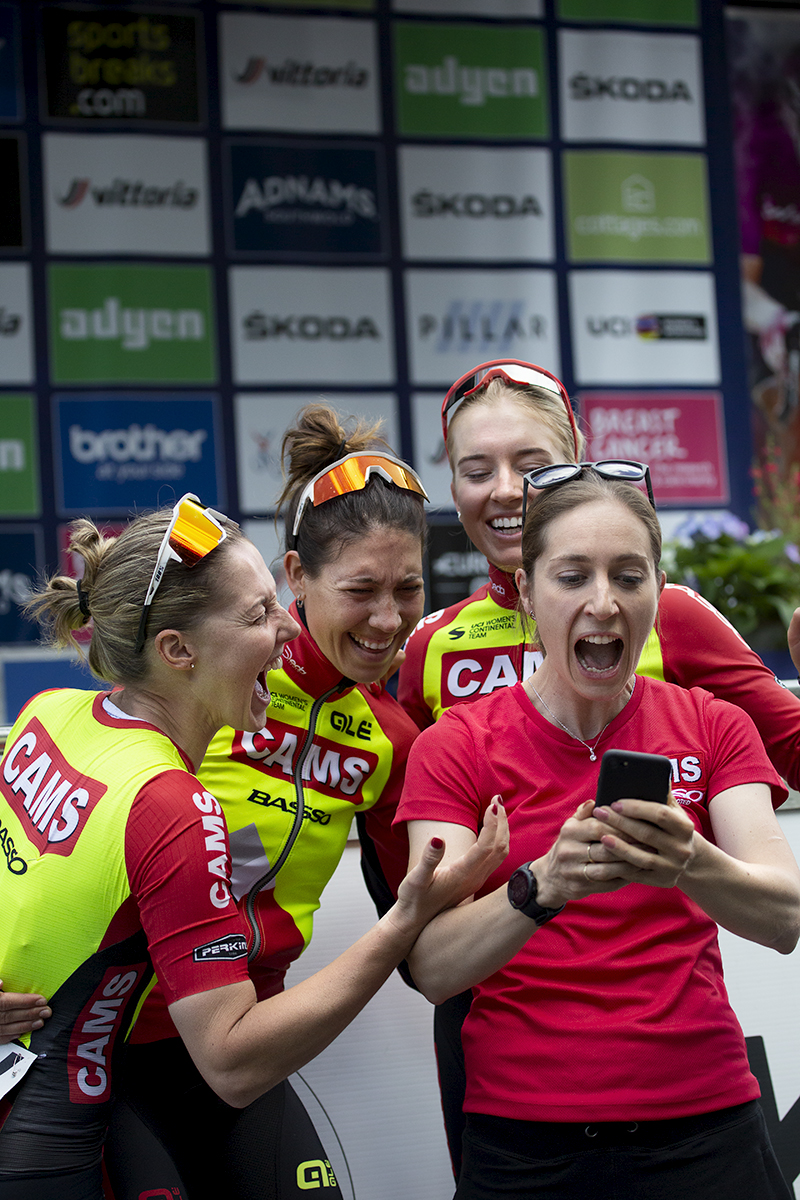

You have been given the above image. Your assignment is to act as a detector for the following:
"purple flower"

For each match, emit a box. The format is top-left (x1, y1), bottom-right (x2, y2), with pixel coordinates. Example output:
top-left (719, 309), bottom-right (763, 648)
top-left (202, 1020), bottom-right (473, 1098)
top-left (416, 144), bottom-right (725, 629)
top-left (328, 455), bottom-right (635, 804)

top-left (674, 511), bottom-right (750, 542)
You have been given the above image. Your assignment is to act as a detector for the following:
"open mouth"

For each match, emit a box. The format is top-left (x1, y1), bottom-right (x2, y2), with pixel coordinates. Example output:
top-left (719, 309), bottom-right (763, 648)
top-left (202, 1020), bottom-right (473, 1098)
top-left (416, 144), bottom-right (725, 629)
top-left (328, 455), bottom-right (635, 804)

top-left (575, 634), bottom-right (623, 674)
top-left (254, 670), bottom-right (271, 705)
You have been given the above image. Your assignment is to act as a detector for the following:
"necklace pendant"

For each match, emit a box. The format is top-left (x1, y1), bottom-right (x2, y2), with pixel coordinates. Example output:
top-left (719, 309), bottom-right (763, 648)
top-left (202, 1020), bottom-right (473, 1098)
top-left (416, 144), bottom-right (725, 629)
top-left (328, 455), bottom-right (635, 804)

top-left (589, 749), bottom-right (597, 761)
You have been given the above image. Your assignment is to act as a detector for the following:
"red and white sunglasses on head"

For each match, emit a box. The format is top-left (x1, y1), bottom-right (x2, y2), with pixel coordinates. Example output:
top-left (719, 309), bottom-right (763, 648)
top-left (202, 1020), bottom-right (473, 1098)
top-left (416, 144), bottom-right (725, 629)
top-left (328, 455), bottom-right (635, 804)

top-left (441, 359), bottom-right (579, 459)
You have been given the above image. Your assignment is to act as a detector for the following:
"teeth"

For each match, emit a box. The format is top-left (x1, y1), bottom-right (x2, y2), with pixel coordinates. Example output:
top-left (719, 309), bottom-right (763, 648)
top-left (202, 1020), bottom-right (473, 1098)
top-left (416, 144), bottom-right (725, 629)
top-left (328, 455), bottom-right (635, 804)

top-left (490, 516), bottom-right (522, 530)
top-left (254, 678), bottom-right (270, 702)
top-left (352, 635), bottom-right (392, 651)
top-left (267, 655), bottom-right (283, 671)
top-left (580, 635), bottom-right (619, 644)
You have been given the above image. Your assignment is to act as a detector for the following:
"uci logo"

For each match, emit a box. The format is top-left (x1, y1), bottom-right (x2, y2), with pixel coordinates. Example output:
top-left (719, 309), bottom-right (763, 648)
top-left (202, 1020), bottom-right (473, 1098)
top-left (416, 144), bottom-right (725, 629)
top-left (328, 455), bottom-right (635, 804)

top-left (296, 1159), bottom-right (336, 1189)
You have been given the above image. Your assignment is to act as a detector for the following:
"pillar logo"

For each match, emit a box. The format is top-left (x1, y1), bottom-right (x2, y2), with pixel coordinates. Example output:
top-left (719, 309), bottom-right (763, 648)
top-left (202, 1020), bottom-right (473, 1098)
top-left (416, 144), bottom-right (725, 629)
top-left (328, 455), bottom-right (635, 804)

top-left (394, 23), bottom-right (548, 138)
top-left (49, 265), bottom-right (216, 383)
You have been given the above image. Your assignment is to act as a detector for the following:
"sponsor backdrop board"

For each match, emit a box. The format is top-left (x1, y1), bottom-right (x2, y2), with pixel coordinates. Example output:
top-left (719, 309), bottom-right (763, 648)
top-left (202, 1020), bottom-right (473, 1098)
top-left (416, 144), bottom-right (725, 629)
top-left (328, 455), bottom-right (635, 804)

top-left (0, 0), bottom-right (789, 1196)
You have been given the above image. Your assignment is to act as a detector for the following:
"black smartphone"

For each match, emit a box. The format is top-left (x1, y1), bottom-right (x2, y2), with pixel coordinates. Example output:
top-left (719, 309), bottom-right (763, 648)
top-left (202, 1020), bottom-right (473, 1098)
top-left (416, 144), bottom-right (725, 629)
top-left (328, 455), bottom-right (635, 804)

top-left (595, 749), bottom-right (672, 807)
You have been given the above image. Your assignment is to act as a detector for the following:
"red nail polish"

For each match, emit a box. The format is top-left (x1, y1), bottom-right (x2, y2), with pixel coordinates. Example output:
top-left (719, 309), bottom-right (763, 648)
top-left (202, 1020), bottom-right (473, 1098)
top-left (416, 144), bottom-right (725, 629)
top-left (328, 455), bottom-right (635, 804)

top-left (431, 837), bottom-right (444, 850)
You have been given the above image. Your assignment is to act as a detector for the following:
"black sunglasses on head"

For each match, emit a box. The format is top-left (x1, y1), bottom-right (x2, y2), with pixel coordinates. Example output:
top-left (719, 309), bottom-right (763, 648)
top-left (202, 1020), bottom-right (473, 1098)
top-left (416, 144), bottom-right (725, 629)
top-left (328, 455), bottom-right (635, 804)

top-left (521, 460), bottom-right (656, 528)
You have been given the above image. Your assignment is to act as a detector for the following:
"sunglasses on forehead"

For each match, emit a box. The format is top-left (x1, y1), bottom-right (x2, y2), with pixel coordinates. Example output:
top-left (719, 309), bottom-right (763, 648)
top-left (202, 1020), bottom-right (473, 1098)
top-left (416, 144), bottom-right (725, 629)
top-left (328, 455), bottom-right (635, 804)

top-left (290, 452), bottom-right (429, 548)
top-left (520, 461), bottom-right (656, 528)
top-left (135, 493), bottom-right (228, 653)
top-left (441, 359), bottom-right (580, 459)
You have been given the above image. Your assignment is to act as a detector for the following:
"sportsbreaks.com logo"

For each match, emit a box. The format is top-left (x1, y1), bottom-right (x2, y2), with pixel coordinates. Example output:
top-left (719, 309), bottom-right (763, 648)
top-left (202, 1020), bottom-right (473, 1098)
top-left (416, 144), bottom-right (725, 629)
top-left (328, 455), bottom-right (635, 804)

top-left (2, 717), bottom-right (108, 859)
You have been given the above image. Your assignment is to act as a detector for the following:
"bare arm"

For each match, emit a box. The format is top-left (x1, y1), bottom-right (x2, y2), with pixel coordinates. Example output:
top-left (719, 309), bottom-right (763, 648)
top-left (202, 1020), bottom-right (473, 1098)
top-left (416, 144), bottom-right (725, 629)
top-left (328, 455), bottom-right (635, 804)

top-left (406, 800), bottom-right (633, 1004)
top-left (593, 784), bottom-right (800, 954)
top-left (0, 984), bottom-right (51, 1044)
top-left (170, 808), bottom-right (508, 1108)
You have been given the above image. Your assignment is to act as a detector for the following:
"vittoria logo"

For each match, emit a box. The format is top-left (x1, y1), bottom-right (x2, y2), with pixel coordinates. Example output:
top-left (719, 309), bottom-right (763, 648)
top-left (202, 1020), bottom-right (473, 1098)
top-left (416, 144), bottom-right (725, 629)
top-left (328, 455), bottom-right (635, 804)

top-left (235, 57), bottom-right (368, 89)
top-left (569, 74), bottom-right (692, 102)
top-left (412, 192), bottom-right (543, 219)
top-left (243, 313), bottom-right (380, 341)
top-left (59, 178), bottom-right (198, 209)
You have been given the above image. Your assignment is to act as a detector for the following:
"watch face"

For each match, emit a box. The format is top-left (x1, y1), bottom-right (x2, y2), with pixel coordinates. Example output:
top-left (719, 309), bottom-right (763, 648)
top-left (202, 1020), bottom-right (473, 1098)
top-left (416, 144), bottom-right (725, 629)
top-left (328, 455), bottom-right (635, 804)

top-left (508, 869), bottom-right (530, 909)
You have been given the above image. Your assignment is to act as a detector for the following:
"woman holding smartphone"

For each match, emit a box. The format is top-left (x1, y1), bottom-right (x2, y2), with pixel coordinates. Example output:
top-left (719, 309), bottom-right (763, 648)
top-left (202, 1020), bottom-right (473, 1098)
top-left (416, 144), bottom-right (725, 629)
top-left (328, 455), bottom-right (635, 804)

top-left (396, 464), bottom-right (800, 1200)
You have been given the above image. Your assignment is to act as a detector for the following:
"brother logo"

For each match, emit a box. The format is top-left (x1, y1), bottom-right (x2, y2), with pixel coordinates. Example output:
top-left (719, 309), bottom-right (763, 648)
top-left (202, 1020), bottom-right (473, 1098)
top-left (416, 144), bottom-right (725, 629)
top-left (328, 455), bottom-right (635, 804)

top-left (69, 423), bottom-right (207, 464)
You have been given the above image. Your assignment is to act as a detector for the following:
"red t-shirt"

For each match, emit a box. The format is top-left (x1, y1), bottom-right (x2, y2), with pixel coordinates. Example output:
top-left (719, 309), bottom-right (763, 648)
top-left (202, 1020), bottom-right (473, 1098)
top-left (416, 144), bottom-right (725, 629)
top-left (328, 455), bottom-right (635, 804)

top-left (396, 676), bottom-right (786, 1122)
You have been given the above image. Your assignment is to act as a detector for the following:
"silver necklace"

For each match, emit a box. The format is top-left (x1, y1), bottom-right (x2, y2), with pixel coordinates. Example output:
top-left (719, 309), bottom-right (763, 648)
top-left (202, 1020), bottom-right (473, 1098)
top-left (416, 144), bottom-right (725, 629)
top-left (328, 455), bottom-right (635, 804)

top-left (528, 680), bottom-right (634, 762)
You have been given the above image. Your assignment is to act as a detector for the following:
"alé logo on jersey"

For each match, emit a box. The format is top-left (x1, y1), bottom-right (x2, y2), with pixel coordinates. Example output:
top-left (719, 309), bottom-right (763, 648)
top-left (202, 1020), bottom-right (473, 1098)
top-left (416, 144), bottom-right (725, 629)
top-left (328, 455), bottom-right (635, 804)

top-left (441, 646), bottom-right (541, 707)
top-left (59, 178), bottom-right (198, 209)
top-left (1, 716), bottom-right (107, 857)
top-left (67, 964), bottom-right (148, 1104)
top-left (231, 720), bottom-right (379, 803)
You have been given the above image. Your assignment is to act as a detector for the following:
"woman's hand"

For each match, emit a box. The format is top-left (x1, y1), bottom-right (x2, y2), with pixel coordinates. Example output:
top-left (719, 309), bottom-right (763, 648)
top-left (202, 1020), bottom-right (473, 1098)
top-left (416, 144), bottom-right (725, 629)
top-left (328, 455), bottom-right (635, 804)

top-left (589, 792), bottom-right (696, 888)
top-left (531, 799), bottom-right (637, 907)
top-left (390, 798), bottom-right (509, 937)
top-left (0, 982), bottom-right (51, 1044)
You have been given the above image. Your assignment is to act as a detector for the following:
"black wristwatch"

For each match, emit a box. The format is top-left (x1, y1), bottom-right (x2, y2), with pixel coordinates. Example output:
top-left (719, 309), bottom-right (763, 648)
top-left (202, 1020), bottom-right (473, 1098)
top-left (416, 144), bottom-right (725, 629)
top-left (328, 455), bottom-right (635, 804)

top-left (507, 863), bottom-right (566, 926)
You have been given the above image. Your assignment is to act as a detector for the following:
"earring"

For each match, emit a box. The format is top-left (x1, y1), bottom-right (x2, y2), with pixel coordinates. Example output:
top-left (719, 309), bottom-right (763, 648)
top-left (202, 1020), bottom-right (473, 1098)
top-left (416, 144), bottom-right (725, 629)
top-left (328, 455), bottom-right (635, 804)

top-left (296, 596), bottom-right (305, 610)
top-left (529, 612), bottom-right (535, 619)
top-left (456, 510), bottom-right (462, 520)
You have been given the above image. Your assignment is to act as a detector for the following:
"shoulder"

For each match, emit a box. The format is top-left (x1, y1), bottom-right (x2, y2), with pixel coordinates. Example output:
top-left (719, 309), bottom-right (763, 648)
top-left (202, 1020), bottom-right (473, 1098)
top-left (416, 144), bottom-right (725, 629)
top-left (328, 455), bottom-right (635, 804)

top-left (658, 583), bottom-right (750, 647)
top-left (403, 584), bottom-right (492, 651)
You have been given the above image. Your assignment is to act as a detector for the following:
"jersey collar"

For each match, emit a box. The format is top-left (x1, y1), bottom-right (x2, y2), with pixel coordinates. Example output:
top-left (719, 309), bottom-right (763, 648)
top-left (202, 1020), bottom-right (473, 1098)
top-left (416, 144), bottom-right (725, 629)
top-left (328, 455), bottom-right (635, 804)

top-left (278, 602), bottom-right (356, 698)
top-left (488, 562), bottom-right (520, 611)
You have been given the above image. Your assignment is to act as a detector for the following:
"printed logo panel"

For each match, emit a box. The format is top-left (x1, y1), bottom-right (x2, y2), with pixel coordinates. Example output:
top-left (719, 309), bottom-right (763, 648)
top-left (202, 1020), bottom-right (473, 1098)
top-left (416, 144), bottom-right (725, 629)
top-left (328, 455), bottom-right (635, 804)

top-left (0, 263), bottom-right (33, 384)
top-left (564, 151), bottom-right (710, 263)
top-left (0, 529), bottom-right (42, 644)
top-left (410, 392), bottom-right (451, 508)
top-left (48, 264), bottom-right (217, 384)
top-left (557, 0), bottom-right (698, 23)
top-left (235, 392), bottom-right (399, 513)
top-left (559, 29), bottom-right (705, 145)
top-left (399, 145), bottom-right (554, 261)
top-left (405, 267), bottom-right (559, 386)
top-left (228, 140), bottom-right (386, 258)
top-left (1, 716), bottom-right (108, 858)
top-left (0, 4), bottom-right (22, 120)
top-left (394, 21), bottom-right (548, 139)
top-left (42, 6), bottom-right (201, 124)
top-left (0, 136), bottom-right (24, 249)
top-left (232, 721), bottom-right (380, 803)
top-left (54, 393), bottom-right (223, 515)
top-left (569, 269), bottom-right (719, 384)
top-left (0, 395), bottom-right (39, 518)
top-left (229, 266), bottom-right (394, 384)
top-left (582, 390), bottom-right (728, 505)
top-left (43, 133), bottom-right (210, 256)
top-left (220, 13), bottom-right (380, 134)
top-left (394, 1), bottom-right (542, 13)
top-left (66, 965), bottom-right (148, 1102)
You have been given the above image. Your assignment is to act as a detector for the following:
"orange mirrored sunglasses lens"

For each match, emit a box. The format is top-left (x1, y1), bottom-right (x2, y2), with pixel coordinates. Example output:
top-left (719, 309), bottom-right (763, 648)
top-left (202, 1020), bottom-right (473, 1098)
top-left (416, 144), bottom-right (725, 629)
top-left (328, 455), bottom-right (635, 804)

top-left (311, 457), bottom-right (426, 505)
top-left (170, 499), bottom-right (225, 565)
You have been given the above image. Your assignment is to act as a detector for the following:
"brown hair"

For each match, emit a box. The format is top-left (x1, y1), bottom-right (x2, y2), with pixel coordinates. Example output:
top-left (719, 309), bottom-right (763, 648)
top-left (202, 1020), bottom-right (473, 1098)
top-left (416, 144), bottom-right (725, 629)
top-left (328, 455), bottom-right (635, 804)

top-left (521, 470), bottom-right (662, 579)
top-left (446, 376), bottom-right (587, 466)
top-left (25, 507), bottom-right (244, 685)
top-left (276, 403), bottom-right (427, 577)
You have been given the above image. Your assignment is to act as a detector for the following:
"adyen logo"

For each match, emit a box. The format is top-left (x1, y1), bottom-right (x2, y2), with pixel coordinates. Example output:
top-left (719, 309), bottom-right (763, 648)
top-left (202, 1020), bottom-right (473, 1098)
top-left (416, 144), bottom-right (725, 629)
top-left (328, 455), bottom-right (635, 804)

top-left (41, 8), bottom-right (201, 124)
top-left (56, 394), bottom-right (221, 513)
top-left (394, 22), bottom-right (548, 138)
top-left (0, 395), bottom-right (40, 518)
top-left (564, 152), bottom-right (710, 264)
top-left (221, 13), bottom-right (380, 134)
top-left (559, 30), bottom-right (704, 145)
top-left (49, 264), bottom-right (216, 383)
top-left (229, 141), bottom-right (384, 258)
top-left (43, 134), bottom-right (210, 256)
